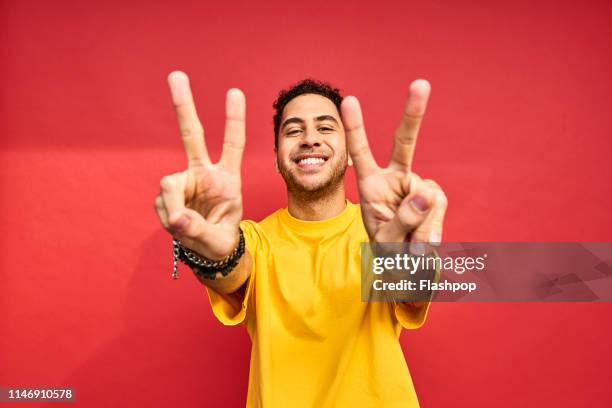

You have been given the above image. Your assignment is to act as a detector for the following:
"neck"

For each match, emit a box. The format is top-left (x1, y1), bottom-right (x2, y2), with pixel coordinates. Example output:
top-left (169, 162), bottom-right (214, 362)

top-left (287, 183), bottom-right (347, 221)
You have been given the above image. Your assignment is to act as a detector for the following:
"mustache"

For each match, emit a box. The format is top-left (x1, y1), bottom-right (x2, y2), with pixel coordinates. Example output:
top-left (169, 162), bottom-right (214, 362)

top-left (289, 148), bottom-right (331, 161)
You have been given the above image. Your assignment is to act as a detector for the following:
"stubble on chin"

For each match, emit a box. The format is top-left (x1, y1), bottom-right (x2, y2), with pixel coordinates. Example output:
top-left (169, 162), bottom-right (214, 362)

top-left (278, 155), bottom-right (348, 202)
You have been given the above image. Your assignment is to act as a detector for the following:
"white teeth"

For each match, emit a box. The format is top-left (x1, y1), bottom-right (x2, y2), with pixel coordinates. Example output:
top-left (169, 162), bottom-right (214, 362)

top-left (298, 157), bottom-right (325, 165)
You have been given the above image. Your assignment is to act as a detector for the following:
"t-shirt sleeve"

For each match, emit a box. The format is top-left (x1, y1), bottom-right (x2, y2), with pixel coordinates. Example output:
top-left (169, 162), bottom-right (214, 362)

top-left (205, 220), bottom-right (261, 326)
top-left (393, 250), bottom-right (441, 329)
top-left (393, 300), bottom-right (433, 329)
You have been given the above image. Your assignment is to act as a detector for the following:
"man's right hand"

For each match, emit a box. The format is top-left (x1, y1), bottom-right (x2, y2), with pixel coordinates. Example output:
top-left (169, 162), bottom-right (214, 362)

top-left (154, 71), bottom-right (246, 261)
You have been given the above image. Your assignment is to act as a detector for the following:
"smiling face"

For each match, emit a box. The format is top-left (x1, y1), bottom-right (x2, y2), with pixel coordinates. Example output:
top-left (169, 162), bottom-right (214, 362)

top-left (276, 93), bottom-right (348, 199)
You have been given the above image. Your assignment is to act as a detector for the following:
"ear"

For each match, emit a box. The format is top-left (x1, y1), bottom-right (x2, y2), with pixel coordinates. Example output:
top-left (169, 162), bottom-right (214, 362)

top-left (274, 148), bottom-right (280, 173)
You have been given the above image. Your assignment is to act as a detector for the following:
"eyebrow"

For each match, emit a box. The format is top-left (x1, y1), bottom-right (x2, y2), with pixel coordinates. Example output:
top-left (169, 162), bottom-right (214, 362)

top-left (281, 115), bottom-right (340, 130)
top-left (315, 115), bottom-right (339, 125)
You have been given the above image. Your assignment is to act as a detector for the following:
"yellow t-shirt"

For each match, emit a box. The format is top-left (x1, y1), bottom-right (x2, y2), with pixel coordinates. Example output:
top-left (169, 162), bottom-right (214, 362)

top-left (206, 201), bottom-right (431, 407)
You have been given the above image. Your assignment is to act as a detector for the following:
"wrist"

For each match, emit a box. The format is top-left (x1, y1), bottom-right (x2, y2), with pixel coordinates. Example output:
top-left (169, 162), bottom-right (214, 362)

top-left (216, 229), bottom-right (241, 260)
top-left (173, 228), bottom-right (245, 280)
top-left (183, 228), bottom-right (241, 261)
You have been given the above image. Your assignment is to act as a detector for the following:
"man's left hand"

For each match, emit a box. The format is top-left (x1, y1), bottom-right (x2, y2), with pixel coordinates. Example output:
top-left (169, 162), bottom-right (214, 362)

top-left (341, 80), bottom-right (448, 245)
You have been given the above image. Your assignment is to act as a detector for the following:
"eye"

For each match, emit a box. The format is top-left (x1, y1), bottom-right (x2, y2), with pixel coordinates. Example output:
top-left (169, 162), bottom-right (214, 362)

top-left (319, 127), bottom-right (334, 133)
top-left (287, 129), bottom-right (302, 136)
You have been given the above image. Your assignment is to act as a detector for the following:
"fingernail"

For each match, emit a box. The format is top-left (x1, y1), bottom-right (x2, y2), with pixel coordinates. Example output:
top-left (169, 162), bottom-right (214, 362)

top-left (174, 215), bottom-right (190, 229)
top-left (410, 242), bottom-right (427, 256)
top-left (429, 232), bottom-right (442, 245)
top-left (409, 195), bottom-right (429, 213)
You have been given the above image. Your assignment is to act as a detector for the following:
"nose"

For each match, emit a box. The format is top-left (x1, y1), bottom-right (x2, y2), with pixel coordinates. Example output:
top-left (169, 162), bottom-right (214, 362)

top-left (300, 127), bottom-right (321, 148)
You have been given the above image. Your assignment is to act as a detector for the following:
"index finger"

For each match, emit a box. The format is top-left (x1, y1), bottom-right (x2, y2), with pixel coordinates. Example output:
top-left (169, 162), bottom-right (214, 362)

top-left (167, 71), bottom-right (210, 166)
top-left (341, 96), bottom-right (379, 179)
top-left (391, 79), bottom-right (431, 171)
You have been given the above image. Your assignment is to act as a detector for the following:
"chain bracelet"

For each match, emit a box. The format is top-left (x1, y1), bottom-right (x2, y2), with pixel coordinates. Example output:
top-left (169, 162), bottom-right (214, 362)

top-left (172, 239), bottom-right (180, 280)
top-left (171, 229), bottom-right (245, 280)
top-left (181, 243), bottom-right (239, 268)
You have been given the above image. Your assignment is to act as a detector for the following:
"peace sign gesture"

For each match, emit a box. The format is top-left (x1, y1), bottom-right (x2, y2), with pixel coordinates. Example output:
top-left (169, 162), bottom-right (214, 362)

top-left (341, 80), bottom-right (448, 244)
top-left (154, 71), bottom-right (246, 260)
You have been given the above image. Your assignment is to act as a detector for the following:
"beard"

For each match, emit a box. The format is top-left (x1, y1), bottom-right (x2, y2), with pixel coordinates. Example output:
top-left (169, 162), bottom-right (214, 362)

top-left (278, 151), bottom-right (348, 202)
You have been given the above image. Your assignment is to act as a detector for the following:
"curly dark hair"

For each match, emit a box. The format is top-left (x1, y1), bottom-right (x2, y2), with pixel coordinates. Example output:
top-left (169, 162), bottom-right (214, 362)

top-left (272, 78), bottom-right (343, 148)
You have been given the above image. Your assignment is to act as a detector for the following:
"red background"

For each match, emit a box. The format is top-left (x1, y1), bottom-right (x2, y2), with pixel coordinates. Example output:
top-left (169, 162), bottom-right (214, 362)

top-left (1, 0), bottom-right (612, 406)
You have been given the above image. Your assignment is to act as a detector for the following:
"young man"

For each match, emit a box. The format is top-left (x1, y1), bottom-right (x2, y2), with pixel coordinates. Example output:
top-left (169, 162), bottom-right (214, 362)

top-left (154, 71), bottom-right (447, 407)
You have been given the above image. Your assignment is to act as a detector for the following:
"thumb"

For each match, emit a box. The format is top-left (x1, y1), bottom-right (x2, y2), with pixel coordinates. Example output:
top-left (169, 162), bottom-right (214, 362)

top-left (168, 208), bottom-right (210, 241)
top-left (374, 180), bottom-right (435, 243)
top-left (170, 209), bottom-right (239, 260)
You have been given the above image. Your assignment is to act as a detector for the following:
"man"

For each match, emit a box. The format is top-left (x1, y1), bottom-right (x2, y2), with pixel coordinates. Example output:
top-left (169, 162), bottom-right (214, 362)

top-left (154, 71), bottom-right (447, 407)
